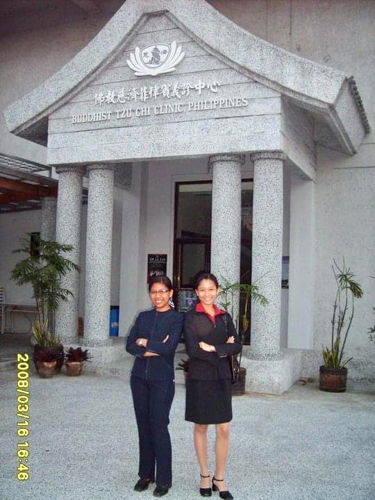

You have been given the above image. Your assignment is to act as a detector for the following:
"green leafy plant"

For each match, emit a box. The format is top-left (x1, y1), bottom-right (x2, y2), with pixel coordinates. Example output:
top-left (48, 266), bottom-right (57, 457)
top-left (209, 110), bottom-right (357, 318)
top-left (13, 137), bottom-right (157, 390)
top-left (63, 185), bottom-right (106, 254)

top-left (219, 278), bottom-right (268, 338)
top-left (218, 277), bottom-right (268, 368)
top-left (322, 259), bottom-right (363, 369)
top-left (32, 319), bottom-right (61, 347)
top-left (65, 347), bottom-right (91, 363)
top-left (11, 234), bottom-right (80, 342)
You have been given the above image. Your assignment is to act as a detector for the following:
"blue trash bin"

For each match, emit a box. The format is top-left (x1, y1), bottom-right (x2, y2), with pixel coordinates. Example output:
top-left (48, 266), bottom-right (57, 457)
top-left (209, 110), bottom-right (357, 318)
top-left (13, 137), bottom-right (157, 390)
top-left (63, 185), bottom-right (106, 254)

top-left (109, 306), bottom-right (119, 336)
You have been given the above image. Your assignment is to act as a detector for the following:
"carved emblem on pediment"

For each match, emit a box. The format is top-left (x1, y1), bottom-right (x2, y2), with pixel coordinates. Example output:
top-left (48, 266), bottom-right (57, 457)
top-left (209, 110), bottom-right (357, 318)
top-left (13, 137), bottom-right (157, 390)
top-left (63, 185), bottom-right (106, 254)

top-left (127, 41), bottom-right (185, 77)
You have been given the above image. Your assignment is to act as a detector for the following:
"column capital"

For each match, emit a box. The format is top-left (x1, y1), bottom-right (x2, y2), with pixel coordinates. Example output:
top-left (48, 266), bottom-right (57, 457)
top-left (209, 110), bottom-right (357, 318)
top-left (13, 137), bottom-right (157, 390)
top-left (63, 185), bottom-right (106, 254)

top-left (208, 153), bottom-right (246, 167)
top-left (86, 163), bottom-right (115, 173)
top-left (250, 151), bottom-right (287, 163)
top-left (55, 165), bottom-right (86, 175)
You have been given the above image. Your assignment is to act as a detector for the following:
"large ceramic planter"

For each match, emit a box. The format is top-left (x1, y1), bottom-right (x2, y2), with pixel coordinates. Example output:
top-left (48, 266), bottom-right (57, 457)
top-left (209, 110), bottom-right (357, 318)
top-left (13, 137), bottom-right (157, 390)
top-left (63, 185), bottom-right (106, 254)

top-left (33, 344), bottom-right (64, 373)
top-left (36, 360), bottom-right (57, 378)
top-left (232, 367), bottom-right (247, 396)
top-left (319, 365), bottom-right (348, 393)
top-left (66, 361), bottom-right (84, 376)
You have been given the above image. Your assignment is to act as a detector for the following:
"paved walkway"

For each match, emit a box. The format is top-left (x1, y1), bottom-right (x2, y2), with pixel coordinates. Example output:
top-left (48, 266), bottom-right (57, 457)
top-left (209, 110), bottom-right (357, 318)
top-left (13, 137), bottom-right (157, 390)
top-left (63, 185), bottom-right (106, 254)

top-left (1, 334), bottom-right (375, 500)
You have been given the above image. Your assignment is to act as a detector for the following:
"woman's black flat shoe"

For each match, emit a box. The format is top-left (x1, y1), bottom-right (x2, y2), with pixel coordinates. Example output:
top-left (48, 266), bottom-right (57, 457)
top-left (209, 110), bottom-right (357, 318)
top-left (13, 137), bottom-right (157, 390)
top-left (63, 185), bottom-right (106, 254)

top-left (134, 478), bottom-right (155, 492)
top-left (200, 474), bottom-right (212, 497)
top-left (212, 477), bottom-right (233, 500)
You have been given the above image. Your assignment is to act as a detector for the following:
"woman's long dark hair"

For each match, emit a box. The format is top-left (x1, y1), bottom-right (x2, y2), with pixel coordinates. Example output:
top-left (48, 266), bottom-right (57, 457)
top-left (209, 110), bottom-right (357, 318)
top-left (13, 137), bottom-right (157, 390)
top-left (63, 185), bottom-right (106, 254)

top-left (194, 271), bottom-right (219, 290)
top-left (148, 275), bottom-right (173, 292)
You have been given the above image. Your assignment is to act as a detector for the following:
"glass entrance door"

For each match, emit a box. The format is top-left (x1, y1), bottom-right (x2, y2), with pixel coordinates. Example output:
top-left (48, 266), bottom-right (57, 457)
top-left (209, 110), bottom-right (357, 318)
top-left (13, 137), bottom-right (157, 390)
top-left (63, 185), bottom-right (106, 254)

top-left (175, 240), bottom-right (211, 289)
top-left (173, 180), bottom-right (253, 342)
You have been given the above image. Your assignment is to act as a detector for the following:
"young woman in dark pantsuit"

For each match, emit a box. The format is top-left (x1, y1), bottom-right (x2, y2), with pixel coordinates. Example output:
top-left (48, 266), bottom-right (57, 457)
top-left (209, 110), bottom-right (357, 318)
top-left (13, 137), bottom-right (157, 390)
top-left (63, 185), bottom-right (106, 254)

top-left (126, 276), bottom-right (183, 497)
top-left (184, 272), bottom-right (242, 500)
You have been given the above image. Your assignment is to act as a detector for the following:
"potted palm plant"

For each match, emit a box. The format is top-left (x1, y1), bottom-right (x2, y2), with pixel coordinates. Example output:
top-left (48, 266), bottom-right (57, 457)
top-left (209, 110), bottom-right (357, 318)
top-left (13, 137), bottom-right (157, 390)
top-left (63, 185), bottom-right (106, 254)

top-left (32, 319), bottom-right (63, 377)
top-left (320, 259), bottom-right (364, 392)
top-left (11, 234), bottom-right (80, 377)
top-left (65, 347), bottom-right (91, 376)
top-left (219, 279), bottom-right (268, 396)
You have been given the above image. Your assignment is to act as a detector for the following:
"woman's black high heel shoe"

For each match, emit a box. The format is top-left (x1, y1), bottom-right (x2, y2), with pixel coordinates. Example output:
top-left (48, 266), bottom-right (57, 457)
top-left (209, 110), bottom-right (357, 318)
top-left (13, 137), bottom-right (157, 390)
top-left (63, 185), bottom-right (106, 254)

top-left (212, 477), bottom-right (233, 500)
top-left (200, 474), bottom-right (212, 497)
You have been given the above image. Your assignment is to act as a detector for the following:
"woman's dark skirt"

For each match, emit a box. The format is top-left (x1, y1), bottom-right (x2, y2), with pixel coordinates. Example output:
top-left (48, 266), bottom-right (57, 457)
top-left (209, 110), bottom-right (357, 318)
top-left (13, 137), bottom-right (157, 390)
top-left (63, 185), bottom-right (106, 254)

top-left (185, 378), bottom-right (232, 425)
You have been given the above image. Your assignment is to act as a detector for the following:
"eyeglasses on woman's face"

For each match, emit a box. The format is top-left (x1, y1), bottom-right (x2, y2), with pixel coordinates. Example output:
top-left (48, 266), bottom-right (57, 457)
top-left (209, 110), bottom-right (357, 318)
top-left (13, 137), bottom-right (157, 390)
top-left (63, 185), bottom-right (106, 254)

top-left (150, 289), bottom-right (170, 295)
top-left (149, 285), bottom-right (173, 312)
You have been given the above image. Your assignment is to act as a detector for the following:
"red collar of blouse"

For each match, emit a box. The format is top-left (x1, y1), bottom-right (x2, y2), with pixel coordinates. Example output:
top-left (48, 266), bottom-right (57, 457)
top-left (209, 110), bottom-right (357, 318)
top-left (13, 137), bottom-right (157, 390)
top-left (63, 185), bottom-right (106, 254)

top-left (195, 302), bottom-right (226, 323)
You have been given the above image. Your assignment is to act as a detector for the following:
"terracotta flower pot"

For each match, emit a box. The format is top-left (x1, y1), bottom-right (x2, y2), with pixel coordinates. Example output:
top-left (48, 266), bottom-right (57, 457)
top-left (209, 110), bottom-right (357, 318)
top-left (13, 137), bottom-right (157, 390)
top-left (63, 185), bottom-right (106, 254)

top-left (33, 344), bottom-right (64, 373)
top-left (66, 361), bottom-right (84, 376)
top-left (319, 365), bottom-right (348, 393)
top-left (36, 360), bottom-right (57, 378)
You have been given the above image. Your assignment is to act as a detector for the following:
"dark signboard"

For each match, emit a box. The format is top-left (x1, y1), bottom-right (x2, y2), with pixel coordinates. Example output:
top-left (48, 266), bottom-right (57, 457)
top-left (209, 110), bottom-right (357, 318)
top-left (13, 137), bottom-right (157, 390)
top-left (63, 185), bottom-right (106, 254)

top-left (147, 254), bottom-right (167, 283)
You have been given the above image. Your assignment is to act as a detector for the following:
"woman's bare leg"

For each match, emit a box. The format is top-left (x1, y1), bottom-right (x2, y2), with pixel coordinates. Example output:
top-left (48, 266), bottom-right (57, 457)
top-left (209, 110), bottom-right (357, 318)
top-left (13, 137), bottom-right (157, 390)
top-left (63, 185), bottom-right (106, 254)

top-left (194, 424), bottom-right (211, 488)
top-left (214, 422), bottom-right (230, 492)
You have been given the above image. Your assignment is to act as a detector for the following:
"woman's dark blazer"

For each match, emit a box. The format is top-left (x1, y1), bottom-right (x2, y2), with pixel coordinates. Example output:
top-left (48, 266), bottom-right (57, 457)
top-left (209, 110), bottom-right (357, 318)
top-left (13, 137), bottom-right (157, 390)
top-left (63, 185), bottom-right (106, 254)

top-left (184, 308), bottom-right (242, 381)
top-left (126, 308), bottom-right (183, 381)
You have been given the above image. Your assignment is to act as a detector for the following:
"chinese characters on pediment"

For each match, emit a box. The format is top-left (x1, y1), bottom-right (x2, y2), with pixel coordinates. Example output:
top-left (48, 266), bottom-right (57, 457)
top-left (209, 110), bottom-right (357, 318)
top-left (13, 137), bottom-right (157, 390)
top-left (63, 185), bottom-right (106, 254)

top-left (71, 79), bottom-right (249, 125)
top-left (94, 80), bottom-right (221, 105)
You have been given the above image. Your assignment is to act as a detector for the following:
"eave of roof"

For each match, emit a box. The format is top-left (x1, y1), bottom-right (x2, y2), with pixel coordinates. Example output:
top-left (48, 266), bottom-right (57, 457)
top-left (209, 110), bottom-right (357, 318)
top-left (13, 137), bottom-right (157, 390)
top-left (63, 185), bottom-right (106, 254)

top-left (4, 0), bottom-right (369, 155)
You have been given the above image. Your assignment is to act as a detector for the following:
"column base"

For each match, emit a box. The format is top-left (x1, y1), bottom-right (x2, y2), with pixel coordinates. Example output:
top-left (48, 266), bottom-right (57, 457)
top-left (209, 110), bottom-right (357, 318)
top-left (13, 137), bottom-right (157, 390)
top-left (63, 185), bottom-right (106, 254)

top-left (241, 348), bottom-right (302, 395)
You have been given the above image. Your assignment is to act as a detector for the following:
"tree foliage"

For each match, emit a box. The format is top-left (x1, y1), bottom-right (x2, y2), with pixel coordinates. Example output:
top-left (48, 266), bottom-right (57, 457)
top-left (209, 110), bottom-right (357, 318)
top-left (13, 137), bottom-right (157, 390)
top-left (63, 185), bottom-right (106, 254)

top-left (11, 234), bottom-right (80, 331)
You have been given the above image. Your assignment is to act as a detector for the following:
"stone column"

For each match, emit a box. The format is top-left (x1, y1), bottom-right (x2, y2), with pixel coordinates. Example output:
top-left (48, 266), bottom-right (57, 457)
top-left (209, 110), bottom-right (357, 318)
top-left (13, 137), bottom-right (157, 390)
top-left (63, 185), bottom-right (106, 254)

top-left (209, 154), bottom-right (244, 319)
top-left (41, 196), bottom-right (57, 241)
top-left (248, 152), bottom-right (285, 360)
top-left (288, 175), bottom-right (315, 349)
top-left (55, 166), bottom-right (85, 342)
top-left (84, 164), bottom-right (114, 346)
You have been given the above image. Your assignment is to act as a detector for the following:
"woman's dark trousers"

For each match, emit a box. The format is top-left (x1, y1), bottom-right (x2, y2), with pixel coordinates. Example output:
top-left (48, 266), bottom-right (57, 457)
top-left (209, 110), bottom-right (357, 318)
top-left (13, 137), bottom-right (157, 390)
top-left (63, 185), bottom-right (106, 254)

top-left (130, 376), bottom-right (175, 487)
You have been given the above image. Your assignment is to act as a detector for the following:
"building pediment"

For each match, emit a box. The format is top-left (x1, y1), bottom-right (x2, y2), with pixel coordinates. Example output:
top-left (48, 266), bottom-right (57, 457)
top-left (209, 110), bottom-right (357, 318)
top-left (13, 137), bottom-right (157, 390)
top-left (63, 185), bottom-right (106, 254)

top-left (4, 0), bottom-right (369, 161)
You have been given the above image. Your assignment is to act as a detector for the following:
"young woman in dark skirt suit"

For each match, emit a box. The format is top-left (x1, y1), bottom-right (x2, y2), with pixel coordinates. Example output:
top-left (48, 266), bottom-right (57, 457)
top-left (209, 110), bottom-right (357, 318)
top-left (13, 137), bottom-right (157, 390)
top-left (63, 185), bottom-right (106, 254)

top-left (126, 276), bottom-right (183, 497)
top-left (184, 272), bottom-right (242, 500)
